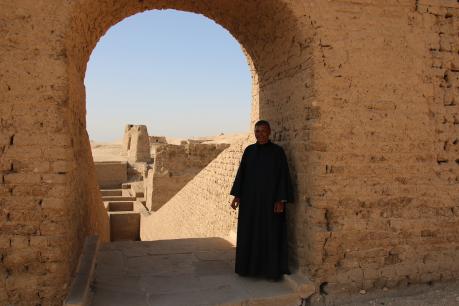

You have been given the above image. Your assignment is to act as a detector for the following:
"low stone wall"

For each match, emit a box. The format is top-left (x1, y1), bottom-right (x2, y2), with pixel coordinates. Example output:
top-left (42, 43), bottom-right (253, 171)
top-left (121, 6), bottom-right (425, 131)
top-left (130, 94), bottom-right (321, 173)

top-left (94, 162), bottom-right (127, 189)
top-left (145, 143), bottom-right (230, 211)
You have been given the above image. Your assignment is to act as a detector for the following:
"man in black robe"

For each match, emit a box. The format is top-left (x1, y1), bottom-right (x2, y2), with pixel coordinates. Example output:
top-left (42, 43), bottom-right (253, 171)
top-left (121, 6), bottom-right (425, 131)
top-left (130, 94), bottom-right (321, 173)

top-left (230, 120), bottom-right (293, 280)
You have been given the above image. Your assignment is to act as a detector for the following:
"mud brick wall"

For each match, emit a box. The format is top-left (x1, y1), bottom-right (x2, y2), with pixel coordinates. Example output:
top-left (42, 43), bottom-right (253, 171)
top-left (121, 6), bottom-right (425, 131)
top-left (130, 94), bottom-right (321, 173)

top-left (420, 1), bottom-right (459, 183)
top-left (1, 0), bottom-right (459, 305)
top-left (141, 139), bottom-right (250, 240)
top-left (145, 143), bottom-right (229, 211)
top-left (299, 0), bottom-right (459, 294)
top-left (0, 2), bottom-right (109, 305)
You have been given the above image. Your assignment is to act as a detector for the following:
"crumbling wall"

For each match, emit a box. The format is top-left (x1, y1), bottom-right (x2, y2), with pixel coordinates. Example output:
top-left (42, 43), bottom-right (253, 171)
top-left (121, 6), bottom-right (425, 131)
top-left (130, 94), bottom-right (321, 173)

top-left (121, 124), bottom-right (151, 163)
top-left (149, 136), bottom-right (167, 145)
top-left (121, 124), bottom-right (134, 156)
top-left (297, 0), bottom-right (459, 295)
top-left (145, 142), bottom-right (229, 211)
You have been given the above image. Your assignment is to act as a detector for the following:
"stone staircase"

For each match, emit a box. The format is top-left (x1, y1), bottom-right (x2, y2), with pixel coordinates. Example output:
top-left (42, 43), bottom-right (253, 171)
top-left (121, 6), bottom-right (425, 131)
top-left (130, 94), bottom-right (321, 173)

top-left (100, 187), bottom-right (149, 241)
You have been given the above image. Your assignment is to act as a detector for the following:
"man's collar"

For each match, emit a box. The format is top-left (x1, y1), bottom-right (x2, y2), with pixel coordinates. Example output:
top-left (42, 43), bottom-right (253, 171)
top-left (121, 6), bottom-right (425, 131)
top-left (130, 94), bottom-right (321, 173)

top-left (256, 140), bottom-right (271, 145)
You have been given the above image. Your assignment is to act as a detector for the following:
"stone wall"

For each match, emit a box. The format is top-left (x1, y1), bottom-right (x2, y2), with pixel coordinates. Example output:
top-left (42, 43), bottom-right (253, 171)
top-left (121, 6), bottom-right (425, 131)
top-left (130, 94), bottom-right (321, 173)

top-left (1, 0), bottom-right (459, 305)
top-left (145, 143), bottom-right (229, 211)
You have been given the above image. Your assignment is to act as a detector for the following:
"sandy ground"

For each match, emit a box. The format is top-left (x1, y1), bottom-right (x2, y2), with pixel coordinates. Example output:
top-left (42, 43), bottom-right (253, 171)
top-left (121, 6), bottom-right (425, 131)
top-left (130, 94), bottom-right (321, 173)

top-left (91, 141), bottom-right (126, 162)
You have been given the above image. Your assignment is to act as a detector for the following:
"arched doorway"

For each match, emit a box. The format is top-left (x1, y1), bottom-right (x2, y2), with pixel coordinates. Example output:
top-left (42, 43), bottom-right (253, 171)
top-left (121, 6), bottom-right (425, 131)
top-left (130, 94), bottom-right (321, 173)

top-left (66, 0), bottom-right (314, 282)
top-left (84, 9), bottom-right (253, 243)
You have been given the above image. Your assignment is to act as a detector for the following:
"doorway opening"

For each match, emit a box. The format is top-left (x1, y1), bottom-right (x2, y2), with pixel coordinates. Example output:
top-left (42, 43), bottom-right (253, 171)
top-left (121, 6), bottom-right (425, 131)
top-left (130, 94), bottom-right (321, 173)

top-left (66, 1), bottom-right (314, 297)
top-left (84, 9), bottom-right (252, 242)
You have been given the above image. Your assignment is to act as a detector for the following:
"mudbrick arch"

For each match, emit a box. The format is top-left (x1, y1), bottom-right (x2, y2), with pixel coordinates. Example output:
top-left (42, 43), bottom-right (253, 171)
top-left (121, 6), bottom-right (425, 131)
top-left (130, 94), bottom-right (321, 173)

top-left (65, 0), bottom-right (315, 292)
top-left (1, 0), bottom-right (459, 305)
top-left (66, 0), bottom-right (315, 125)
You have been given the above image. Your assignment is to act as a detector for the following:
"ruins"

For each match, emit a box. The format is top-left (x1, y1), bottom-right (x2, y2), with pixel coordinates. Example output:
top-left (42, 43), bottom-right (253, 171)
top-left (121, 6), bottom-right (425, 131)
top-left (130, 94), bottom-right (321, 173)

top-left (91, 124), bottom-right (233, 245)
top-left (121, 125), bottom-right (151, 163)
top-left (1, 0), bottom-right (459, 305)
top-left (94, 124), bottom-right (231, 213)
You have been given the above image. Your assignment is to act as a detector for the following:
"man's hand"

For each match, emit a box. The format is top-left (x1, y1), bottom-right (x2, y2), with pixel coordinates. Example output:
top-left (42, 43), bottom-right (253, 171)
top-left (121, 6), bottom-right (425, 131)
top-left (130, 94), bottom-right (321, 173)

top-left (231, 197), bottom-right (240, 210)
top-left (274, 201), bottom-right (285, 213)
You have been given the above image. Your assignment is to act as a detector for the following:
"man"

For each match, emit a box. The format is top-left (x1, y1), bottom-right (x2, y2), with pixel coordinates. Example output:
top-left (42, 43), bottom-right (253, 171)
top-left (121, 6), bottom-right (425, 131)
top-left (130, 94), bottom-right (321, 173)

top-left (230, 120), bottom-right (293, 280)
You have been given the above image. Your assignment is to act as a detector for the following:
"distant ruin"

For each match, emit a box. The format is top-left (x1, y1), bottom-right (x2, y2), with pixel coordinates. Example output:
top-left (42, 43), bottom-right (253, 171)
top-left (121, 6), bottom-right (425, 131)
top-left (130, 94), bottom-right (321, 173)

top-left (121, 124), bottom-right (151, 163)
top-left (94, 124), bottom-right (230, 213)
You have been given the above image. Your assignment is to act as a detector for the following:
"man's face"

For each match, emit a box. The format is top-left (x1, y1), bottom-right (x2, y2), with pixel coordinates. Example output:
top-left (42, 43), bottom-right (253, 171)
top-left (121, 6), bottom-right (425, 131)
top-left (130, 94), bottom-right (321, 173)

top-left (254, 124), bottom-right (271, 144)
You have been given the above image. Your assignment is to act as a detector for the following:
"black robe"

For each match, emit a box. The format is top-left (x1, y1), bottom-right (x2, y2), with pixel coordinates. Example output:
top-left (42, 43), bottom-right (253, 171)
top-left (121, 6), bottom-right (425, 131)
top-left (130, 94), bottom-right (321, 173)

top-left (230, 140), bottom-right (293, 279)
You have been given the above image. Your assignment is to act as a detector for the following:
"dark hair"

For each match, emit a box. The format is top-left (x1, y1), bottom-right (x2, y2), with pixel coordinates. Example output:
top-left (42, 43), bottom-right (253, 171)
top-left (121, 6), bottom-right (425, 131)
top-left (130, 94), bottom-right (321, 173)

top-left (255, 120), bottom-right (271, 129)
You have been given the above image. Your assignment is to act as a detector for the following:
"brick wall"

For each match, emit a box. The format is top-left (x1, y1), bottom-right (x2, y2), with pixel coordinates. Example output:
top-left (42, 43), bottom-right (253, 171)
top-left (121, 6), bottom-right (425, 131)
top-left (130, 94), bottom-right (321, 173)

top-left (141, 139), bottom-right (249, 240)
top-left (0, 2), bottom-right (109, 305)
top-left (299, 0), bottom-right (459, 294)
top-left (145, 143), bottom-right (229, 211)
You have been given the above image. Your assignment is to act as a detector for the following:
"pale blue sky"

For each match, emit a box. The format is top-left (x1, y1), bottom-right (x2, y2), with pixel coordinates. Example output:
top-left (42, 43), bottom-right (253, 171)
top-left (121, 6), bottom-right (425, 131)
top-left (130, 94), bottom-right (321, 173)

top-left (85, 9), bottom-right (252, 142)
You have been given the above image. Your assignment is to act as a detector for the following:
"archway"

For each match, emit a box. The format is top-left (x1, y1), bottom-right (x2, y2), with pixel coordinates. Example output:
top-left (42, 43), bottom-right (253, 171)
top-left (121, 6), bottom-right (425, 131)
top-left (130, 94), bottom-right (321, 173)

top-left (85, 9), bottom-right (252, 142)
top-left (65, 0), bottom-right (314, 298)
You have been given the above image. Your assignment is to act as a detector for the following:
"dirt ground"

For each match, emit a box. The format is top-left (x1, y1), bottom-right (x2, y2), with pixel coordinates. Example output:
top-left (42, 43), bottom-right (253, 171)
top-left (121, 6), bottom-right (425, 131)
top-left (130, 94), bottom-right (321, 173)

top-left (310, 281), bottom-right (459, 306)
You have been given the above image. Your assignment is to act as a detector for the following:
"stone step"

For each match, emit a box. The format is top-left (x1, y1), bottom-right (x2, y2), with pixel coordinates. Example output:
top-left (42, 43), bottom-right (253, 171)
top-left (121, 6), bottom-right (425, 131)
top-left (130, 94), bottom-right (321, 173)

top-left (107, 201), bottom-right (134, 212)
top-left (102, 196), bottom-right (136, 202)
top-left (100, 189), bottom-right (122, 197)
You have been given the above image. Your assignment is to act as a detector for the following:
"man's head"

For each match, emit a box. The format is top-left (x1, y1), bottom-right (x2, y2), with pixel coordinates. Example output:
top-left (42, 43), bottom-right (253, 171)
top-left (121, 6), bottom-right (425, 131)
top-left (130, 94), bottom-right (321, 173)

top-left (254, 120), bottom-right (271, 144)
